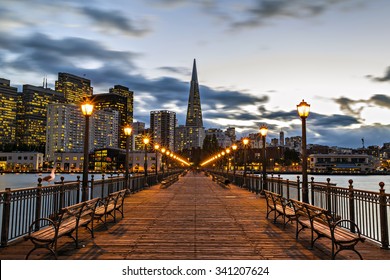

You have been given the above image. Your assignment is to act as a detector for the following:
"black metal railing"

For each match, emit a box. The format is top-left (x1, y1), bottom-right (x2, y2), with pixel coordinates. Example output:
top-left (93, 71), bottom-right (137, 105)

top-left (208, 170), bottom-right (390, 249)
top-left (0, 170), bottom-right (182, 247)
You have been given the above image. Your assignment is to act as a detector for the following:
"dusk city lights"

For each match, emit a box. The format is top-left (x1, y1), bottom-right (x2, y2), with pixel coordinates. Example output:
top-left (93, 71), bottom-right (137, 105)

top-left (1, 1), bottom-right (390, 279)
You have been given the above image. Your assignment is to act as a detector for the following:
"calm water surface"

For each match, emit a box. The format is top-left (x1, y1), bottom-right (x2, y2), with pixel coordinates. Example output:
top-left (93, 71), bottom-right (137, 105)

top-left (0, 172), bottom-right (389, 192)
top-left (0, 173), bottom-right (106, 191)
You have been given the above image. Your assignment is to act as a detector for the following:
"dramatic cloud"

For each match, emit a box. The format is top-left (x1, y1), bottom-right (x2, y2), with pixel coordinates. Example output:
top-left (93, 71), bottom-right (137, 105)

top-left (80, 7), bottom-right (151, 37)
top-left (230, 0), bottom-right (360, 29)
top-left (366, 66), bottom-right (390, 82)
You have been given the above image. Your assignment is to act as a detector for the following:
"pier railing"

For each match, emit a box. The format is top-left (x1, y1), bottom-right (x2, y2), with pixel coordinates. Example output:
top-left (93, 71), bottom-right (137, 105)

top-left (0, 170), bottom-right (181, 247)
top-left (209, 170), bottom-right (390, 249)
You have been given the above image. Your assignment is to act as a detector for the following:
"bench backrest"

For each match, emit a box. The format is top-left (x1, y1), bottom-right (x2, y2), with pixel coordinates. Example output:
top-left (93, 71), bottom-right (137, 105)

top-left (290, 199), bottom-right (333, 226)
top-left (58, 201), bottom-right (86, 226)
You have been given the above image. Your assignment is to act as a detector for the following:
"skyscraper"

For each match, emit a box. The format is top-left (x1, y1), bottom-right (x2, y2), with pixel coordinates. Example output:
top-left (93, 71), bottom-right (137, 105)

top-left (0, 79), bottom-right (18, 149)
top-left (186, 59), bottom-right (203, 128)
top-left (184, 59), bottom-right (205, 150)
top-left (93, 91), bottom-right (129, 149)
top-left (55, 73), bottom-right (93, 105)
top-left (150, 110), bottom-right (176, 151)
top-left (17, 84), bottom-right (65, 150)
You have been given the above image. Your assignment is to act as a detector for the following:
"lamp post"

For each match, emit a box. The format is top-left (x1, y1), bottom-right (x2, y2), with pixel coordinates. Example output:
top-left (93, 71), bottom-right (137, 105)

top-left (259, 124), bottom-right (268, 193)
top-left (242, 138), bottom-right (249, 188)
top-left (154, 144), bottom-right (159, 180)
top-left (242, 138), bottom-right (249, 177)
top-left (161, 147), bottom-right (166, 178)
top-left (297, 99), bottom-right (310, 203)
top-left (232, 143), bottom-right (237, 182)
top-left (225, 148), bottom-right (231, 177)
top-left (81, 98), bottom-right (94, 202)
top-left (124, 125), bottom-right (132, 190)
top-left (143, 137), bottom-right (150, 187)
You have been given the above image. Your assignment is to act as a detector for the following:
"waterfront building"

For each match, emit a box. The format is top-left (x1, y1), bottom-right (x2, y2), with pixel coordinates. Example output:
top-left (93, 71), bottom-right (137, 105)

top-left (150, 110), bottom-right (176, 151)
top-left (53, 152), bottom-right (84, 172)
top-left (0, 152), bottom-right (44, 172)
top-left (46, 104), bottom-right (119, 162)
top-left (91, 148), bottom-right (160, 173)
top-left (46, 104), bottom-right (85, 161)
top-left (309, 153), bottom-right (380, 173)
top-left (109, 85), bottom-right (134, 125)
top-left (92, 109), bottom-right (120, 150)
top-left (205, 128), bottom-right (233, 148)
top-left (93, 91), bottom-right (132, 149)
top-left (55, 72), bottom-right (93, 105)
top-left (285, 136), bottom-right (302, 152)
top-left (16, 85), bottom-right (66, 150)
top-left (0, 79), bottom-right (18, 149)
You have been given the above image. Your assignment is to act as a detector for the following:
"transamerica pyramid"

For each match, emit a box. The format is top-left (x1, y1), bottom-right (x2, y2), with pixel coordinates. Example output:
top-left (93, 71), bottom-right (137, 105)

top-left (185, 59), bottom-right (203, 127)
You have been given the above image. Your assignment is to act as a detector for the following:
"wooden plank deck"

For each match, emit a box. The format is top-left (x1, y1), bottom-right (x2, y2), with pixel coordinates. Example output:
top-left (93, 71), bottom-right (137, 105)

top-left (1, 171), bottom-right (389, 260)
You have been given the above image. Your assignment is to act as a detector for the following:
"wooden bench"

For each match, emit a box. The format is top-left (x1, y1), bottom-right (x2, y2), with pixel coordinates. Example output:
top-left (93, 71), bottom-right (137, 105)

top-left (212, 174), bottom-right (230, 188)
top-left (290, 199), bottom-right (366, 259)
top-left (160, 174), bottom-right (179, 189)
top-left (263, 190), bottom-right (296, 228)
top-left (94, 189), bottom-right (127, 227)
top-left (25, 197), bottom-right (100, 259)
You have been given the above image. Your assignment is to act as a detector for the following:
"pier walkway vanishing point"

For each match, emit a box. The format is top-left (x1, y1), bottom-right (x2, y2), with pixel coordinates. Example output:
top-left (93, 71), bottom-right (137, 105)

top-left (1, 172), bottom-right (389, 260)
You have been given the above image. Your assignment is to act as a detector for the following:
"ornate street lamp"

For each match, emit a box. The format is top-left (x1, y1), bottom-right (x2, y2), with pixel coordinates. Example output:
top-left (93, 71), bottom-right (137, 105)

top-left (225, 148), bottom-right (231, 177)
top-left (81, 98), bottom-right (94, 201)
top-left (124, 125), bottom-right (132, 190)
top-left (232, 143), bottom-right (237, 182)
top-left (297, 99), bottom-right (310, 203)
top-left (242, 138), bottom-right (250, 177)
top-left (259, 124), bottom-right (268, 194)
top-left (143, 137), bottom-right (150, 186)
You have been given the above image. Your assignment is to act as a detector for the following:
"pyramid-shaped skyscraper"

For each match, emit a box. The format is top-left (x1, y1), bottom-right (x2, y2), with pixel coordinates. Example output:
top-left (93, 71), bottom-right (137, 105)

top-left (183, 59), bottom-right (205, 150)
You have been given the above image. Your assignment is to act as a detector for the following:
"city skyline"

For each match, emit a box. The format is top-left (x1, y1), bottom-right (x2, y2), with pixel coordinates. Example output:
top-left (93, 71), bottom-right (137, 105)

top-left (1, 0), bottom-right (390, 148)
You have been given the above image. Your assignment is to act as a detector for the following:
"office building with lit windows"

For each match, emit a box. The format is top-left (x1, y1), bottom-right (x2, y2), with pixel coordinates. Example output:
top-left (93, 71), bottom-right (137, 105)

top-left (55, 72), bottom-right (93, 105)
top-left (17, 84), bottom-right (66, 151)
top-left (150, 110), bottom-right (176, 151)
top-left (93, 88), bottom-right (133, 149)
top-left (46, 104), bottom-right (119, 162)
top-left (0, 78), bottom-right (18, 149)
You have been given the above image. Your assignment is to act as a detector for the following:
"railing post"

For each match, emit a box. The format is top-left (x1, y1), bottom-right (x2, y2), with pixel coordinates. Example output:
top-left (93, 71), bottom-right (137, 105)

top-left (77, 176), bottom-right (81, 203)
top-left (90, 174), bottom-right (94, 199)
top-left (379, 182), bottom-right (389, 249)
top-left (286, 179), bottom-right (290, 200)
top-left (35, 179), bottom-right (42, 232)
top-left (326, 178), bottom-right (331, 212)
top-left (1, 188), bottom-right (12, 247)
top-left (59, 176), bottom-right (65, 209)
top-left (271, 174), bottom-right (274, 192)
top-left (310, 177), bottom-right (315, 205)
top-left (297, 176), bottom-right (301, 201)
top-left (278, 174), bottom-right (282, 196)
top-left (101, 173), bottom-right (105, 199)
top-left (348, 179), bottom-right (355, 233)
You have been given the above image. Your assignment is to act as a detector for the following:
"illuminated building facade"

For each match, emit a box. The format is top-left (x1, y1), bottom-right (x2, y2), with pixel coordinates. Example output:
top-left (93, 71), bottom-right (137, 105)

top-left (93, 90), bottom-right (132, 149)
top-left (184, 59), bottom-right (205, 150)
top-left (46, 104), bottom-right (119, 161)
top-left (150, 110), bottom-right (176, 151)
top-left (0, 79), bottom-right (18, 149)
top-left (55, 72), bottom-right (93, 105)
top-left (17, 85), bottom-right (65, 150)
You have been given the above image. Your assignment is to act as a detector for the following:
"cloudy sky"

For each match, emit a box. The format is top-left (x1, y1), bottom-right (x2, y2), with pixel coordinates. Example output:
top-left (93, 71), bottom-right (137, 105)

top-left (1, 0), bottom-right (390, 148)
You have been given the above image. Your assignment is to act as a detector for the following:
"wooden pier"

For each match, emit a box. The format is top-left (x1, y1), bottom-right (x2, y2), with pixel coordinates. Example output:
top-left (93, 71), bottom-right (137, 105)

top-left (1, 172), bottom-right (389, 260)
